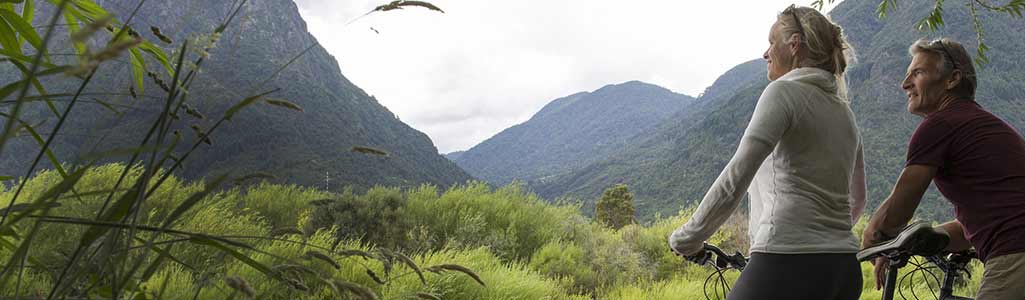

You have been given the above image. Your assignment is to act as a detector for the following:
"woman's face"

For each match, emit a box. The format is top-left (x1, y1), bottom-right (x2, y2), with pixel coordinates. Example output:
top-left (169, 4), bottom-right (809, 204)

top-left (763, 21), bottom-right (794, 81)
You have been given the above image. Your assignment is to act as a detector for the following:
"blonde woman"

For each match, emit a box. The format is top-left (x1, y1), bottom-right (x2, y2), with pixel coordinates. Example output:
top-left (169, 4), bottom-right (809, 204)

top-left (668, 5), bottom-right (865, 299)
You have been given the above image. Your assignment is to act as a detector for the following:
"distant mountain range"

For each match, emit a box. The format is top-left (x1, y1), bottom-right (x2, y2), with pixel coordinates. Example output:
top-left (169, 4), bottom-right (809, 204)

top-left (0, 0), bottom-right (472, 190)
top-left (448, 81), bottom-right (694, 187)
top-left (459, 0), bottom-right (1025, 221)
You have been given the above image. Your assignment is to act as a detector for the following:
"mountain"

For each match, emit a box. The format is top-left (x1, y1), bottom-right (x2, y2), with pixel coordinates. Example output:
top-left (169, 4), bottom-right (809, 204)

top-left (531, 0), bottom-right (1025, 220)
top-left (0, 0), bottom-right (472, 190)
top-left (449, 81), bottom-right (694, 186)
top-left (533, 60), bottom-right (768, 217)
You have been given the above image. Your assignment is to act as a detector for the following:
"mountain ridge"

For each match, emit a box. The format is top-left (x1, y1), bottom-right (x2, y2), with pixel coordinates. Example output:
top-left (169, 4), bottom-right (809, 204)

top-left (451, 80), bottom-right (695, 186)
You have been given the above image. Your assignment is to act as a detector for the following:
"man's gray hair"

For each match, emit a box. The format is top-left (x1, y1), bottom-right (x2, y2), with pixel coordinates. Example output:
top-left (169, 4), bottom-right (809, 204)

top-left (908, 38), bottom-right (977, 99)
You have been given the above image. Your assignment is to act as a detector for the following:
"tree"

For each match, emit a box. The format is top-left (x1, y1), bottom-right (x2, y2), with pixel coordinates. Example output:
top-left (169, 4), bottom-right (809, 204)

top-left (812, 0), bottom-right (1025, 66)
top-left (595, 184), bottom-right (636, 229)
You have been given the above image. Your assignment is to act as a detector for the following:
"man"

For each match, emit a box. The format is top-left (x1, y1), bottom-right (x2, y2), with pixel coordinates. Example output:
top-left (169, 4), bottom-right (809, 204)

top-left (862, 38), bottom-right (1025, 299)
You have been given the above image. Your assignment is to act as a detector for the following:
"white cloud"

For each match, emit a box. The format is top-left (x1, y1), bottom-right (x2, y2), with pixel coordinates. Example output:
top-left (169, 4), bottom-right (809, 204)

top-left (294, 0), bottom-right (843, 153)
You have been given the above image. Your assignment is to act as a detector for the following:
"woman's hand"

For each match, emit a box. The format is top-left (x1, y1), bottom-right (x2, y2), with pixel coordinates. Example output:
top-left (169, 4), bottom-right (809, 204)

top-left (668, 240), bottom-right (709, 264)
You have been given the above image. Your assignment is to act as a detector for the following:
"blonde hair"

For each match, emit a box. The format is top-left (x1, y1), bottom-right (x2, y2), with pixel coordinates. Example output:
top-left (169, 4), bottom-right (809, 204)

top-left (778, 5), bottom-right (856, 101)
top-left (908, 38), bottom-right (977, 99)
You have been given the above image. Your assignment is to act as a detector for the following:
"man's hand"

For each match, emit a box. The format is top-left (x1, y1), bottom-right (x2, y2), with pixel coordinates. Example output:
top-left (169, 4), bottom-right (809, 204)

top-left (872, 257), bottom-right (890, 290)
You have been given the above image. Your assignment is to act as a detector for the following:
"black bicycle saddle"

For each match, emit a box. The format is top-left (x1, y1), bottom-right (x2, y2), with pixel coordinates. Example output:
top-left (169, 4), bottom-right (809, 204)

top-left (857, 222), bottom-right (950, 262)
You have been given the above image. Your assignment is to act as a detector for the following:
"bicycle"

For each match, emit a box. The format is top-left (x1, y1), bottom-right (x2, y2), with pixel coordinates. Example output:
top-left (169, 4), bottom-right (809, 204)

top-left (858, 222), bottom-right (979, 300)
top-left (688, 243), bottom-right (748, 300)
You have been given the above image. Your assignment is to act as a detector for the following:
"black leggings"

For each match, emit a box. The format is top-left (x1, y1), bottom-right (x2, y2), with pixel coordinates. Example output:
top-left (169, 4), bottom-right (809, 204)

top-left (727, 252), bottom-right (862, 300)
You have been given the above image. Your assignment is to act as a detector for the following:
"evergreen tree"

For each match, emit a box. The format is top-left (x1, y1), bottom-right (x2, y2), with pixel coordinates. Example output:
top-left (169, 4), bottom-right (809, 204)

top-left (595, 184), bottom-right (636, 229)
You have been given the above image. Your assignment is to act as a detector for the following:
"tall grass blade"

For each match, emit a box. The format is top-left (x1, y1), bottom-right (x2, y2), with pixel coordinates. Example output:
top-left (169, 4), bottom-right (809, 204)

top-left (224, 88), bottom-right (280, 121)
top-left (0, 9), bottom-right (42, 50)
top-left (427, 264), bottom-right (486, 286)
top-left (188, 235), bottom-right (275, 278)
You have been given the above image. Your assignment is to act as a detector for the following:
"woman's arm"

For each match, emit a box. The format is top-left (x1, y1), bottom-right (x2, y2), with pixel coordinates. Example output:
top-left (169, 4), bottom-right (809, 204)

top-left (669, 82), bottom-right (793, 256)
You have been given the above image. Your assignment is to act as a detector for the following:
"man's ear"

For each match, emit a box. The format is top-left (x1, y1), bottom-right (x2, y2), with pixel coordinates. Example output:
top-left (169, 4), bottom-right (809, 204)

top-left (946, 69), bottom-right (962, 91)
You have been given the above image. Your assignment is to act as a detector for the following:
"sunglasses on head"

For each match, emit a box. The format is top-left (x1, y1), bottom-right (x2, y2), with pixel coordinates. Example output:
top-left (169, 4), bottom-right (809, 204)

top-left (931, 39), bottom-right (961, 71)
top-left (784, 5), bottom-right (806, 41)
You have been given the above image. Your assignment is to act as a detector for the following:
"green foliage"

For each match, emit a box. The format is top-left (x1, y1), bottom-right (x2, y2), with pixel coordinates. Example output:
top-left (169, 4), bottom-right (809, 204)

top-left (306, 186), bottom-right (413, 249)
top-left (1, 164), bottom-right (988, 299)
top-left (595, 184), bottom-right (636, 229)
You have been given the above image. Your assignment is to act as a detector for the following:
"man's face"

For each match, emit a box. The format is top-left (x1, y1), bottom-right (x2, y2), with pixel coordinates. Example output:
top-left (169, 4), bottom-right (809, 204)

top-left (901, 52), bottom-right (951, 116)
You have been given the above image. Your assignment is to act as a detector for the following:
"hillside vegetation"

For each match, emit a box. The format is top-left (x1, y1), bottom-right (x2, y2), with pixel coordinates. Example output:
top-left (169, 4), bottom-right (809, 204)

top-left (0, 165), bottom-right (983, 299)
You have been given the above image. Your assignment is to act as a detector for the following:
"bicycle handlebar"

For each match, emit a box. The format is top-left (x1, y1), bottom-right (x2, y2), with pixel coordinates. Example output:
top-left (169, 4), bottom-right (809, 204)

top-left (701, 243), bottom-right (748, 271)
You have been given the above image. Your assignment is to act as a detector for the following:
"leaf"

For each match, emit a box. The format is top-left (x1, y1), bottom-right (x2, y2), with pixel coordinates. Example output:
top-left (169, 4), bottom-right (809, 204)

top-left (63, 11), bottom-right (86, 56)
top-left (224, 89), bottom-right (280, 121)
top-left (8, 60), bottom-right (61, 117)
top-left (0, 9), bottom-right (43, 50)
top-left (351, 146), bottom-right (389, 157)
top-left (0, 175), bottom-right (12, 181)
top-left (264, 99), bottom-right (304, 113)
top-left (129, 47), bottom-right (146, 92)
top-left (19, 0), bottom-right (32, 26)
top-left (416, 293), bottom-right (441, 300)
top-left (91, 98), bottom-right (121, 115)
top-left (9, 117), bottom-right (68, 177)
top-left (138, 42), bottom-right (173, 76)
top-left (0, 202), bottom-right (59, 217)
top-left (427, 264), bottom-right (485, 286)
top-left (0, 19), bottom-right (19, 53)
top-left (0, 80), bottom-right (24, 100)
top-left (373, 1), bottom-right (445, 13)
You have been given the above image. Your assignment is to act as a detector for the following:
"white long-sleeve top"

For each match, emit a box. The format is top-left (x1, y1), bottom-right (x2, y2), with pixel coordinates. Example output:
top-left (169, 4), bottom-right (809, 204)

top-left (670, 67), bottom-right (866, 255)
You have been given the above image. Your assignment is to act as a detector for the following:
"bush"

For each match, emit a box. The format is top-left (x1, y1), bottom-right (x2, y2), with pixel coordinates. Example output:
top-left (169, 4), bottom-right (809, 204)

top-left (305, 186), bottom-right (412, 249)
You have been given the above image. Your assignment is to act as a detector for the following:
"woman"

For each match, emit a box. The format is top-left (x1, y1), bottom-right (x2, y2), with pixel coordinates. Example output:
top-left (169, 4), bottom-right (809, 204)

top-left (668, 5), bottom-right (865, 300)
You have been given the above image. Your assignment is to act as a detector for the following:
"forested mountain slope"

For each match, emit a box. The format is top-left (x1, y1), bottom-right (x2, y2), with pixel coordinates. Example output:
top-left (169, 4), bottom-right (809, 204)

top-left (0, 0), bottom-right (472, 190)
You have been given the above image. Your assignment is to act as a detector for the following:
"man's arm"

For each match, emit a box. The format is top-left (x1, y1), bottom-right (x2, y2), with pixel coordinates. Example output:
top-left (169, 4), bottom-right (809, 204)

top-left (862, 164), bottom-right (937, 248)
top-left (849, 142), bottom-right (867, 222)
top-left (937, 220), bottom-right (972, 252)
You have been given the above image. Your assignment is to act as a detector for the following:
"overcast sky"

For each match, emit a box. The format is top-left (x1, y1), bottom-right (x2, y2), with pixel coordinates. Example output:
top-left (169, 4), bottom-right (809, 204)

top-left (293, 0), bottom-right (843, 153)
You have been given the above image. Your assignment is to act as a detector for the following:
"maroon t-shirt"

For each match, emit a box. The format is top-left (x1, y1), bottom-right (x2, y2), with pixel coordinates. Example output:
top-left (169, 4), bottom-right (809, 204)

top-left (906, 100), bottom-right (1025, 262)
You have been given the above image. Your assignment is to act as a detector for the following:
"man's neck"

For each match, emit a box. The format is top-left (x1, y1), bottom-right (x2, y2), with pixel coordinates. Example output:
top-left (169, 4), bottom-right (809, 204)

top-left (926, 94), bottom-right (968, 117)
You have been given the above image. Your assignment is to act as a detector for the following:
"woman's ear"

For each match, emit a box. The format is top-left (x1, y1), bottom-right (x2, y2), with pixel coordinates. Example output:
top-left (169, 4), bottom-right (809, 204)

top-left (787, 33), bottom-right (802, 57)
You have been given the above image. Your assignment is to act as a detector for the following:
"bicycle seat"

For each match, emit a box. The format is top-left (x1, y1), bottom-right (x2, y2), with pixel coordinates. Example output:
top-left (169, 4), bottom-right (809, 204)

top-left (857, 222), bottom-right (949, 262)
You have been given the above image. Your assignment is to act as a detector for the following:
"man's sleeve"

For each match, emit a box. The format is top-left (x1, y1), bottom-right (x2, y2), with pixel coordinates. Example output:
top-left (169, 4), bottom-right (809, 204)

top-left (906, 117), bottom-right (954, 168)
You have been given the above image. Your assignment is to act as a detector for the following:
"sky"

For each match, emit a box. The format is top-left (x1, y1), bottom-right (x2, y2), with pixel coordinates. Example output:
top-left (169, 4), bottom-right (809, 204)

top-left (294, 0), bottom-right (844, 153)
